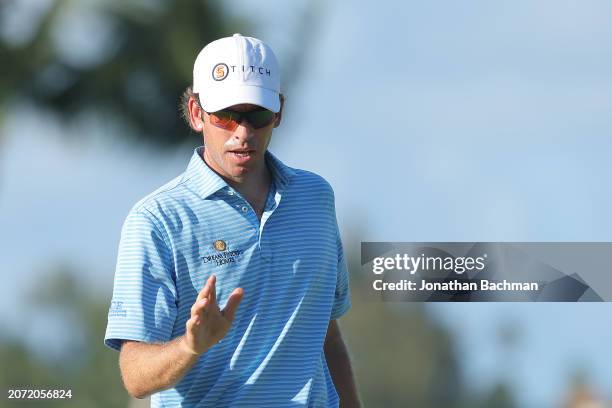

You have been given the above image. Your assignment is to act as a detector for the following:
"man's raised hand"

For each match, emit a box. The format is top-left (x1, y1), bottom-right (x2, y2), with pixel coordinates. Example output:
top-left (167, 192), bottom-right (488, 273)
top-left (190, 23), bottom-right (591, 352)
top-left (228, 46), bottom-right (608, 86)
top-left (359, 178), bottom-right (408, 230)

top-left (182, 275), bottom-right (244, 355)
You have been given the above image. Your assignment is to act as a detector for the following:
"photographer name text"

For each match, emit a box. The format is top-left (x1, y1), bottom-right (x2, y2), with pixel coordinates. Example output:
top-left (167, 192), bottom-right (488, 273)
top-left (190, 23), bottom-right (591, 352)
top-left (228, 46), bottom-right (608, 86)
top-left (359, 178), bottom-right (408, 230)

top-left (371, 254), bottom-right (538, 292)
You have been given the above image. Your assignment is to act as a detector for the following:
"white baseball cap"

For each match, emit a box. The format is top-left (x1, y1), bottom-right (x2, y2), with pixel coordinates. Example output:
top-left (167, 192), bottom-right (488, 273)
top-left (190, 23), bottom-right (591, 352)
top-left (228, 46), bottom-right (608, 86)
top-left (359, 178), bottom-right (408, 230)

top-left (192, 33), bottom-right (281, 113)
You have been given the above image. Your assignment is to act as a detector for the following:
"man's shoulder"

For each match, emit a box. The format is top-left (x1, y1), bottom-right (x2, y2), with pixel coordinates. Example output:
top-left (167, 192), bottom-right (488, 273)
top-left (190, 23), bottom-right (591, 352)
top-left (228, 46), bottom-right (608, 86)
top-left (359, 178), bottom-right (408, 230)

top-left (267, 151), bottom-right (335, 197)
top-left (128, 173), bottom-right (193, 219)
top-left (288, 167), bottom-right (335, 196)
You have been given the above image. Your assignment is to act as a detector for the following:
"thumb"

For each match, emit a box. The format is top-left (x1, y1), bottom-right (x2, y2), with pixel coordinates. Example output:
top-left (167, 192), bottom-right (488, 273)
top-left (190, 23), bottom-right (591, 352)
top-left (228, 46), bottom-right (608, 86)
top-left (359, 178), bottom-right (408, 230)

top-left (222, 288), bottom-right (244, 322)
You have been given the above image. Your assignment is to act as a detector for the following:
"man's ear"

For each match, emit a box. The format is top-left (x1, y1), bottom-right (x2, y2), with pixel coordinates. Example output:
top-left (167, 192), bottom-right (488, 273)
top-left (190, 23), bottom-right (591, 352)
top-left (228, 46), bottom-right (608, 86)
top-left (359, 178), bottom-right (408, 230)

top-left (273, 93), bottom-right (285, 128)
top-left (188, 96), bottom-right (205, 131)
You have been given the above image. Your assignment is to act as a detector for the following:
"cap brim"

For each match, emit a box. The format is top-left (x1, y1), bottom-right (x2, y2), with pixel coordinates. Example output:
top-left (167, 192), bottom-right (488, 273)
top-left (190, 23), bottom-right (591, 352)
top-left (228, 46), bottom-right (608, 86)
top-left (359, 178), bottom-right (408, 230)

top-left (201, 85), bottom-right (280, 113)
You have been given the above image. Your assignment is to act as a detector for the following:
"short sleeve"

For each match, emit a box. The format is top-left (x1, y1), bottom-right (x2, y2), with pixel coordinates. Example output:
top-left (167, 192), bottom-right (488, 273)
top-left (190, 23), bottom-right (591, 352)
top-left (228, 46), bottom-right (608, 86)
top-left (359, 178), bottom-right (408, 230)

top-left (330, 225), bottom-right (351, 320)
top-left (104, 209), bottom-right (177, 351)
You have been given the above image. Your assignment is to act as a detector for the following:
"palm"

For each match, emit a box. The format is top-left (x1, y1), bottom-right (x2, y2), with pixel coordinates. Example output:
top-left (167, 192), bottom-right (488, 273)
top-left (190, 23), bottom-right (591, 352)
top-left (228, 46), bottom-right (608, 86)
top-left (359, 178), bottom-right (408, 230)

top-left (186, 275), bottom-right (244, 354)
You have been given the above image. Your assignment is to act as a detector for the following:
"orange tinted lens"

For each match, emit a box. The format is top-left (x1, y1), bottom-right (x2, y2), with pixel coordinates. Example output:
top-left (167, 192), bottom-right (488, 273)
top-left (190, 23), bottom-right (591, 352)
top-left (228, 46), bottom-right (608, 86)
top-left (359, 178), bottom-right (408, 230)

top-left (210, 111), bottom-right (239, 130)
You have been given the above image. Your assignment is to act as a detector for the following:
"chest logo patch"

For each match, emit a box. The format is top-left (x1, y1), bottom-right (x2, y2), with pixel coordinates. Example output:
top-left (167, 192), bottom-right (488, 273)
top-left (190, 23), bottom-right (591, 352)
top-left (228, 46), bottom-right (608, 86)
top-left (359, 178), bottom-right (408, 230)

top-left (214, 239), bottom-right (227, 251)
top-left (204, 240), bottom-right (243, 267)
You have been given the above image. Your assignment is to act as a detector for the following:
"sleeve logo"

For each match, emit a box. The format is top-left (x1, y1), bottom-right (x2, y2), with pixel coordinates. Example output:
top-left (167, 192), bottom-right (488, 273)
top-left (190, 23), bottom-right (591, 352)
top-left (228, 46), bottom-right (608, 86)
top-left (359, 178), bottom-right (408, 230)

top-left (109, 300), bottom-right (127, 317)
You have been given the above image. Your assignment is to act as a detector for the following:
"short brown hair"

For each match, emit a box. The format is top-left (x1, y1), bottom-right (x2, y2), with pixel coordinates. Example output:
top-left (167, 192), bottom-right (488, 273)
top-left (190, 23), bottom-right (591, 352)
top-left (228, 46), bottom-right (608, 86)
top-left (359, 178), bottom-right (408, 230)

top-left (179, 86), bottom-right (199, 131)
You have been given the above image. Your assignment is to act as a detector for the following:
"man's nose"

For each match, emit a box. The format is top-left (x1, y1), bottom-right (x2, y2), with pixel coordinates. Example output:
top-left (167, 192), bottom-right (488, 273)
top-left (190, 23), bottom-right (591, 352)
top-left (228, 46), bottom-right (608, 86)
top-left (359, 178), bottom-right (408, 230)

top-left (232, 119), bottom-right (254, 142)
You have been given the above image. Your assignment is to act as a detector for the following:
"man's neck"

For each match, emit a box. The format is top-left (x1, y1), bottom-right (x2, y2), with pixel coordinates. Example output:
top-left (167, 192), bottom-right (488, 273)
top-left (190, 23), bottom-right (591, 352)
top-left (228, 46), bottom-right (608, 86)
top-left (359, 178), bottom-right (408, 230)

top-left (227, 163), bottom-right (271, 203)
top-left (200, 149), bottom-right (272, 217)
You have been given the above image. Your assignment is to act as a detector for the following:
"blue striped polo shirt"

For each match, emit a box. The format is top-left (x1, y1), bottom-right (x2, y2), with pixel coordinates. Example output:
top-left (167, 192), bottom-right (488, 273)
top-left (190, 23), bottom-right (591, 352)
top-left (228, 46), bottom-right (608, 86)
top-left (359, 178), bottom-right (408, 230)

top-left (104, 147), bottom-right (351, 407)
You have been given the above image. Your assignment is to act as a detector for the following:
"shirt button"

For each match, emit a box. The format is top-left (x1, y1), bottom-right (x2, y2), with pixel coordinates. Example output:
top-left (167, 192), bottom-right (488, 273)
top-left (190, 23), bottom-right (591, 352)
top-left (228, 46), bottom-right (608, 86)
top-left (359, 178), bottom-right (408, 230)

top-left (241, 206), bottom-right (248, 213)
top-left (228, 190), bottom-right (234, 196)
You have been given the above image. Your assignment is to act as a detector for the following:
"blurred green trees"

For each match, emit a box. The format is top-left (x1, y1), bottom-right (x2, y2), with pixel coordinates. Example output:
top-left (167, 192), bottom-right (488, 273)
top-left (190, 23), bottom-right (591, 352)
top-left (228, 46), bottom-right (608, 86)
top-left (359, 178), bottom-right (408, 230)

top-left (341, 276), bottom-right (517, 408)
top-left (0, 0), bottom-right (246, 145)
top-left (1, 266), bottom-right (127, 407)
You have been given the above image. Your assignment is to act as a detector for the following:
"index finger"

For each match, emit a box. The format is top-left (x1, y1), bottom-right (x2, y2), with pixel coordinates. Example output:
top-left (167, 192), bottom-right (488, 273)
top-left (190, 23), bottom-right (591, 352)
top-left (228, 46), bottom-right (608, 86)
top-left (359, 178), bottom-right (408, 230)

top-left (196, 274), bottom-right (216, 302)
top-left (209, 274), bottom-right (217, 306)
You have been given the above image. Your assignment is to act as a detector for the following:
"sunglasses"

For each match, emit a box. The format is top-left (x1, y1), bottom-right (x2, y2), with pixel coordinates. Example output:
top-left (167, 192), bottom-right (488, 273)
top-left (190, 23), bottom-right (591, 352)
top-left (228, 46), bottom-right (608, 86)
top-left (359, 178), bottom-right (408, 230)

top-left (205, 108), bottom-right (277, 131)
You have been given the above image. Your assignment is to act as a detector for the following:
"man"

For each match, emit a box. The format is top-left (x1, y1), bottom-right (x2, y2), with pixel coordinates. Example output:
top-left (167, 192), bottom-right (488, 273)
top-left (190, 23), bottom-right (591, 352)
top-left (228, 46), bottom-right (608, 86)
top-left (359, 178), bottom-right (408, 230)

top-left (104, 34), bottom-right (360, 407)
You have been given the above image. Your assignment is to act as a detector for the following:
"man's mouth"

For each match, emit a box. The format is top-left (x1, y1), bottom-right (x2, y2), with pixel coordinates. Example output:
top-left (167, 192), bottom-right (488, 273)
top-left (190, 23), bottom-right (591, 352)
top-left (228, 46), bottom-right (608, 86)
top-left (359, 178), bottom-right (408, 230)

top-left (229, 149), bottom-right (255, 157)
top-left (228, 149), bottom-right (256, 161)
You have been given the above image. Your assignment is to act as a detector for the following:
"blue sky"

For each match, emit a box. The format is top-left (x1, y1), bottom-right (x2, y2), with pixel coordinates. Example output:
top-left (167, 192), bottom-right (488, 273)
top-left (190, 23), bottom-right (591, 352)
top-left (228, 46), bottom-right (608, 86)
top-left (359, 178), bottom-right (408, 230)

top-left (2, 0), bottom-right (612, 406)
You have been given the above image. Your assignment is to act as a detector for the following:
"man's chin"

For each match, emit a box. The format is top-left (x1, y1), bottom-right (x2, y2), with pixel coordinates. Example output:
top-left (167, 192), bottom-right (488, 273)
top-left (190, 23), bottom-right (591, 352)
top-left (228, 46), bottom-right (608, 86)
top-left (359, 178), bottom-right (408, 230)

top-left (228, 165), bottom-right (253, 179)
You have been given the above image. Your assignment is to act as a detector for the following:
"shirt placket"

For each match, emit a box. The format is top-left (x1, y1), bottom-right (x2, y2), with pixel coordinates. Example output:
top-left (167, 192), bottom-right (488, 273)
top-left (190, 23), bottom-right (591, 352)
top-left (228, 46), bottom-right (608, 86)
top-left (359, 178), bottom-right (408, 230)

top-left (226, 186), bottom-right (280, 262)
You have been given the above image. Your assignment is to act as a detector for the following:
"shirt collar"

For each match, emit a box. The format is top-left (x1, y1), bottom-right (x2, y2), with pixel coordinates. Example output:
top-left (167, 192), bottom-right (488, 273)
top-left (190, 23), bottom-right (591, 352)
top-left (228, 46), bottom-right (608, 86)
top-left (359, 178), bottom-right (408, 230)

top-left (185, 146), bottom-right (296, 200)
top-left (265, 149), bottom-right (296, 191)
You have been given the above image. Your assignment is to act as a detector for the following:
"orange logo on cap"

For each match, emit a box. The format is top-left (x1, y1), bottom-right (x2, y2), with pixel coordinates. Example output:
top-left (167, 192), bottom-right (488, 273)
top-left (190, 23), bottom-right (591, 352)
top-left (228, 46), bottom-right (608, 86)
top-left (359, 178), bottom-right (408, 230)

top-left (212, 63), bottom-right (229, 81)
